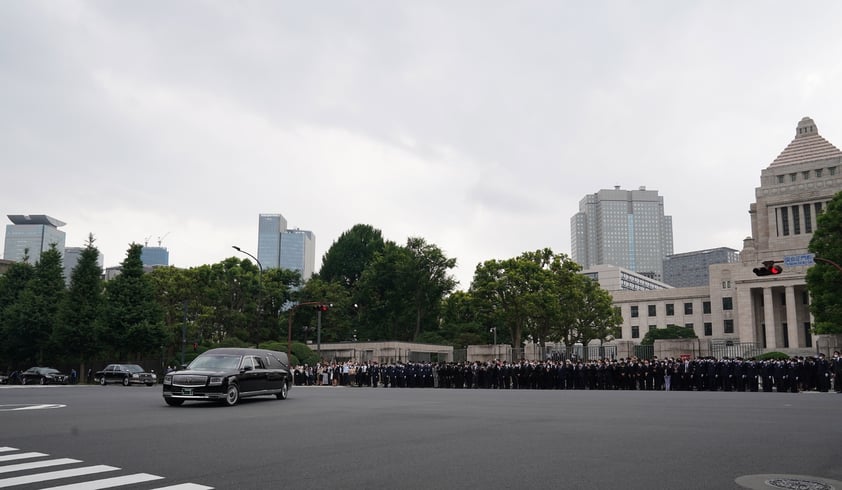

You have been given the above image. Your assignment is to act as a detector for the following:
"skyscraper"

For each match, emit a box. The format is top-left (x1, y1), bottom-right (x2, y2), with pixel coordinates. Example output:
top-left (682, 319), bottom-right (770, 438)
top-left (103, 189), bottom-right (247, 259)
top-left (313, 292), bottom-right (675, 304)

top-left (3, 214), bottom-right (66, 264)
top-left (256, 213), bottom-right (315, 281)
top-left (571, 186), bottom-right (673, 280)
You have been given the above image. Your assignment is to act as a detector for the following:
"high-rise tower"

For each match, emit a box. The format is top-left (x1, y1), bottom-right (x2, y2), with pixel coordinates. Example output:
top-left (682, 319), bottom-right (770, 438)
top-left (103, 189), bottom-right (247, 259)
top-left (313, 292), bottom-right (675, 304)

top-left (3, 214), bottom-right (66, 264)
top-left (571, 187), bottom-right (673, 281)
top-left (256, 213), bottom-right (315, 281)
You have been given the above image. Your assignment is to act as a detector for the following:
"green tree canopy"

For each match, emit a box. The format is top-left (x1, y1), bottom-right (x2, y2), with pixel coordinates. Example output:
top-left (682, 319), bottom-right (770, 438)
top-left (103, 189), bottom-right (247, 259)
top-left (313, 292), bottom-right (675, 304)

top-left (640, 325), bottom-right (698, 345)
top-left (807, 190), bottom-right (842, 334)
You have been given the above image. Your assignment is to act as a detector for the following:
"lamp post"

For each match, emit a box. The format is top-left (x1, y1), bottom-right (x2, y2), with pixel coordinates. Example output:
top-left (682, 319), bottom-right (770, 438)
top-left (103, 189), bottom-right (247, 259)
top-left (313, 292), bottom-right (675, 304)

top-left (490, 327), bottom-right (497, 359)
top-left (287, 301), bottom-right (324, 361)
top-left (232, 246), bottom-right (264, 346)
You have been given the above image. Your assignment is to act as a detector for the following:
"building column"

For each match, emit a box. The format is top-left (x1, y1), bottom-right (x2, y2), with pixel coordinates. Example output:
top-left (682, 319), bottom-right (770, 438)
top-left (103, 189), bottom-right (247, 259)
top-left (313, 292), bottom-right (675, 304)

top-left (763, 287), bottom-right (776, 349)
top-left (736, 285), bottom-right (755, 342)
top-left (785, 285), bottom-right (799, 348)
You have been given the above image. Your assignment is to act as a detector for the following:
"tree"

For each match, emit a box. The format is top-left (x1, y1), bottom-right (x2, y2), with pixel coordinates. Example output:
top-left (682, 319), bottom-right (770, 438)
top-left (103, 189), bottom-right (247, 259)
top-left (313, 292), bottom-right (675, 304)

top-left (319, 224), bottom-right (385, 290)
top-left (641, 325), bottom-right (698, 345)
top-left (102, 243), bottom-right (167, 359)
top-left (2, 245), bottom-right (66, 365)
top-left (470, 253), bottom-right (546, 354)
top-left (0, 259), bottom-right (34, 368)
top-left (54, 234), bottom-right (104, 378)
top-left (404, 237), bottom-right (458, 340)
top-left (560, 274), bottom-right (623, 352)
top-left (807, 190), bottom-right (842, 334)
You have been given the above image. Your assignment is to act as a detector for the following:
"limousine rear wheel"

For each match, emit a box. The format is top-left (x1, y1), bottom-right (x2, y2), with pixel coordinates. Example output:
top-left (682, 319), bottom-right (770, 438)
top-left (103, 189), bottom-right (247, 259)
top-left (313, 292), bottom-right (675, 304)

top-left (164, 397), bottom-right (184, 406)
top-left (225, 383), bottom-right (240, 406)
top-left (276, 381), bottom-right (288, 400)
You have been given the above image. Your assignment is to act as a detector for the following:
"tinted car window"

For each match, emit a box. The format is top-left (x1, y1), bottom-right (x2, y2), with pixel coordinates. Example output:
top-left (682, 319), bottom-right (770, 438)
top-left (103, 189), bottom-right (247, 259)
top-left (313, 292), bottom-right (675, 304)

top-left (189, 355), bottom-right (241, 371)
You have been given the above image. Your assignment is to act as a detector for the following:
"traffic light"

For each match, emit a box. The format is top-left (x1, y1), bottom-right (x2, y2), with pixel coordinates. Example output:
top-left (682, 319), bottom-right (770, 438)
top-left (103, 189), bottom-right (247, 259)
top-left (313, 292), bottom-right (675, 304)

top-left (753, 261), bottom-right (783, 276)
top-left (313, 304), bottom-right (330, 312)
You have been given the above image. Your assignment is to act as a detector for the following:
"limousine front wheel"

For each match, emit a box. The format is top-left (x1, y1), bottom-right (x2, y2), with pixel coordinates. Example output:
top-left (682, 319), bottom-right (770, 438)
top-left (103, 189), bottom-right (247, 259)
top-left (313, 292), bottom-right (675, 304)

top-left (276, 381), bottom-right (289, 400)
top-left (225, 383), bottom-right (240, 406)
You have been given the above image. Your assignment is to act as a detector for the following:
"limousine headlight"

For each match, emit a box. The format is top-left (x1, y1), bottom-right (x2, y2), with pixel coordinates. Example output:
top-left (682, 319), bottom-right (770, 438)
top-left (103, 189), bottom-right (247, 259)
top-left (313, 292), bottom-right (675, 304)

top-left (163, 375), bottom-right (173, 385)
top-left (209, 376), bottom-right (224, 386)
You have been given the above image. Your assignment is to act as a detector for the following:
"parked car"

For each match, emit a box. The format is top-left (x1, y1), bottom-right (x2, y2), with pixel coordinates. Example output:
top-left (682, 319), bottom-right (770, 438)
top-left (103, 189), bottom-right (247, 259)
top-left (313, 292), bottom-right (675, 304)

top-left (163, 347), bottom-right (292, 407)
top-left (20, 367), bottom-right (68, 385)
top-left (95, 364), bottom-right (157, 386)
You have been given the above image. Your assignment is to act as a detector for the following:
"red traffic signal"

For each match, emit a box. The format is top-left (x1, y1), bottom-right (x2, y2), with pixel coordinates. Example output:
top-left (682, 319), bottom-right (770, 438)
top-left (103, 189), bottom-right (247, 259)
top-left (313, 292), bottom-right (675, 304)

top-left (753, 261), bottom-right (783, 276)
top-left (314, 304), bottom-right (330, 312)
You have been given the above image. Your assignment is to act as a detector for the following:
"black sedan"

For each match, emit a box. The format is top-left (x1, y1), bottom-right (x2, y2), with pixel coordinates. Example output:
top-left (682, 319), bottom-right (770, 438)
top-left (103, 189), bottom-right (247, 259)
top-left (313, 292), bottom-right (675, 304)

top-left (20, 367), bottom-right (68, 385)
top-left (95, 364), bottom-right (157, 386)
top-left (163, 347), bottom-right (292, 407)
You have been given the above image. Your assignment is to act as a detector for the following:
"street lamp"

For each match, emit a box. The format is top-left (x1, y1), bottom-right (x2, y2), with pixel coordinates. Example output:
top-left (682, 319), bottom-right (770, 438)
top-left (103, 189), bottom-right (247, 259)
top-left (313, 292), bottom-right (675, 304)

top-left (232, 245), bottom-right (263, 273)
top-left (287, 301), bottom-right (325, 361)
top-left (233, 246), bottom-right (264, 346)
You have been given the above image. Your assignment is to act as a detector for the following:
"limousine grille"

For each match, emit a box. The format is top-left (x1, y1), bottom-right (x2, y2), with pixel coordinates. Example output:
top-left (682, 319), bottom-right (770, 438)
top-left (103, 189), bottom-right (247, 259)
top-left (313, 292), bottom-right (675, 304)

top-left (172, 374), bottom-right (208, 387)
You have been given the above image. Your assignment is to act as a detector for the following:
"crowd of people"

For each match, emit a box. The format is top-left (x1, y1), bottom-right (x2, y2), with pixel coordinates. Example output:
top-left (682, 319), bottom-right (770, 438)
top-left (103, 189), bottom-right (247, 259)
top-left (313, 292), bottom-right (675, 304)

top-left (293, 352), bottom-right (842, 393)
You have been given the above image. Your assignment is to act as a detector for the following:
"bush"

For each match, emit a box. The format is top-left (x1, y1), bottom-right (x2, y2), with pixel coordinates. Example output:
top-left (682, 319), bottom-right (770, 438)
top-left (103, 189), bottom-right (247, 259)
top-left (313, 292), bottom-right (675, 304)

top-left (754, 351), bottom-right (790, 361)
top-left (641, 324), bottom-right (698, 345)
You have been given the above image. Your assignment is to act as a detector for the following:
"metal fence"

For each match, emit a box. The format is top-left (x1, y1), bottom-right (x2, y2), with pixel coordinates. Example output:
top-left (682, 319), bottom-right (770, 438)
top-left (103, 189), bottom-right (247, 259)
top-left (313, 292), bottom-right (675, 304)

top-left (710, 341), bottom-right (763, 359)
top-left (542, 345), bottom-right (618, 361)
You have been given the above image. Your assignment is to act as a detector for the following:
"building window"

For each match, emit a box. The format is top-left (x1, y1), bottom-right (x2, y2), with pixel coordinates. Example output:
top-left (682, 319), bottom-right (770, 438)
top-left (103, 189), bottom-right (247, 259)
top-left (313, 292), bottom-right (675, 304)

top-left (780, 207), bottom-right (790, 236)
top-left (780, 293), bottom-right (786, 305)
top-left (815, 202), bottom-right (823, 216)
top-left (789, 173), bottom-right (797, 182)
top-left (685, 323), bottom-right (693, 330)
top-left (704, 322), bottom-right (712, 336)
top-left (816, 168), bottom-right (823, 178)
top-left (802, 291), bottom-right (809, 305)
top-left (804, 204), bottom-right (813, 233)
top-left (648, 305), bottom-right (656, 316)
top-left (792, 205), bottom-right (801, 234)
top-left (666, 303), bottom-right (674, 316)
top-left (631, 306), bottom-right (639, 318)
top-left (830, 167), bottom-right (837, 176)
top-left (777, 175), bottom-right (785, 184)
top-left (703, 301), bottom-right (711, 314)
top-left (724, 319), bottom-right (734, 334)
top-left (684, 302), bottom-right (693, 315)
top-left (802, 171), bottom-right (810, 180)
top-left (632, 326), bottom-right (640, 339)
top-left (722, 297), bottom-right (733, 310)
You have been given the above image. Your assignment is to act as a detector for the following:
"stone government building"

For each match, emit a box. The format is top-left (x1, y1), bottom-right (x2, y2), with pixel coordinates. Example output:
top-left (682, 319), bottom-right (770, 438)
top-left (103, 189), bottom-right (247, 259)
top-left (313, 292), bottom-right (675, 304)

top-left (610, 117), bottom-right (842, 356)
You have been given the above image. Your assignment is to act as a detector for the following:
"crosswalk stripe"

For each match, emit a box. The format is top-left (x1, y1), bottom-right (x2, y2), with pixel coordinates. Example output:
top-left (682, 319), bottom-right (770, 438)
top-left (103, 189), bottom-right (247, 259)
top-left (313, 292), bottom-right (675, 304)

top-left (0, 458), bottom-right (80, 474)
top-left (0, 452), bottom-right (47, 462)
top-left (0, 465), bottom-right (118, 488)
top-left (40, 472), bottom-right (165, 489)
top-left (0, 449), bottom-right (17, 454)
top-left (151, 484), bottom-right (215, 489)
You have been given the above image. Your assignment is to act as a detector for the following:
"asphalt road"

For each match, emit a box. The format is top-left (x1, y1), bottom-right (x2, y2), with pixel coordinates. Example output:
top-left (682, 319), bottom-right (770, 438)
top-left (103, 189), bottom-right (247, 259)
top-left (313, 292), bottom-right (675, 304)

top-left (1, 384), bottom-right (840, 489)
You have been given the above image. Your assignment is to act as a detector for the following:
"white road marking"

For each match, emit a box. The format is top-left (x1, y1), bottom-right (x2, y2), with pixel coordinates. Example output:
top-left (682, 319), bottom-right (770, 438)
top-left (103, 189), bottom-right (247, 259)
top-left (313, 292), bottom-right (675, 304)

top-left (152, 485), bottom-right (215, 489)
top-left (0, 458), bottom-right (80, 474)
top-left (40, 473), bottom-right (164, 489)
top-left (0, 446), bottom-right (214, 489)
top-left (0, 452), bottom-right (47, 462)
top-left (0, 465), bottom-right (118, 488)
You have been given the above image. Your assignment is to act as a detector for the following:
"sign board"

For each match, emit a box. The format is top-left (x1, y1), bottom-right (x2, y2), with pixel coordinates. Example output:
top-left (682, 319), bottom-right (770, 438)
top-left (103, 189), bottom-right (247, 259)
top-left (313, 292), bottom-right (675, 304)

top-left (784, 253), bottom-right (815, 267)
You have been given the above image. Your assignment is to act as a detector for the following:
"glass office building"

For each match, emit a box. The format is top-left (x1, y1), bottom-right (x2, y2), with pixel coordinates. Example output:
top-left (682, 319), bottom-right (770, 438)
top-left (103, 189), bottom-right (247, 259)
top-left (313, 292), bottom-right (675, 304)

top-left (256, 213), bottom-right (315, 281)
top-left (3, 214), bottom-right (66, 264)
top-left (571, 187), bottom-right (673, 281)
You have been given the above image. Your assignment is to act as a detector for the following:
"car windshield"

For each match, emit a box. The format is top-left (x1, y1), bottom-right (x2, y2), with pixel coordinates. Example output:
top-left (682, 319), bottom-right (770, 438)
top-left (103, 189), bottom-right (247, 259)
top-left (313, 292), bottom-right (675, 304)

top-left (124, 365), bottom-right (145, 373)
top-left (42, 368), bottom-right (59, 374)
top-left (188, 355), bottom-right (241, 371)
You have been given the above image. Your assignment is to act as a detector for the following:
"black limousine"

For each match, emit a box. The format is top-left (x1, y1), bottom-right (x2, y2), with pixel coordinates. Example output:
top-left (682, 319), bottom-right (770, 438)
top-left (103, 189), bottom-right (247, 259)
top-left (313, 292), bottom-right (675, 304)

top-left (162, 347), bottom-right (292, 406)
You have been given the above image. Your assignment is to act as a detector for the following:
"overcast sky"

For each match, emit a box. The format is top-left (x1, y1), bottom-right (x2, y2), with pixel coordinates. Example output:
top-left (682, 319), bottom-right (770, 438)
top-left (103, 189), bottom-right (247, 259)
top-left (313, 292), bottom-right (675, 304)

top-left (2, 1), bottom-right (842, 289)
